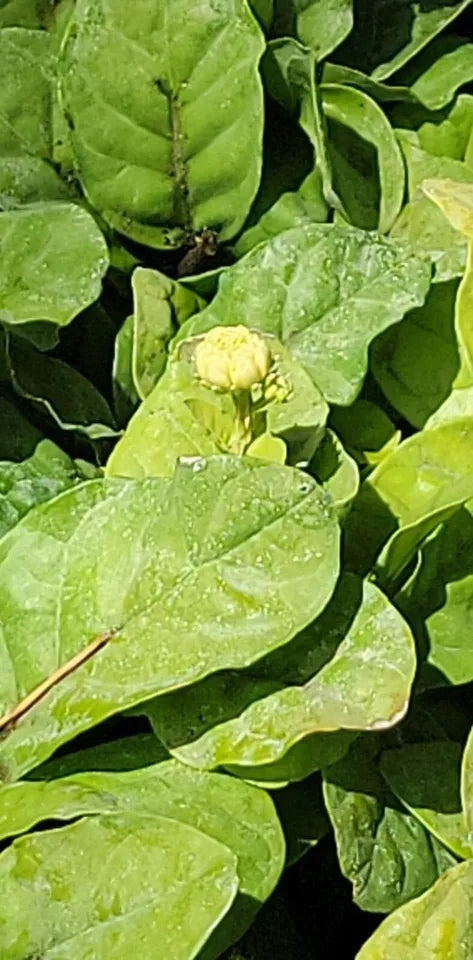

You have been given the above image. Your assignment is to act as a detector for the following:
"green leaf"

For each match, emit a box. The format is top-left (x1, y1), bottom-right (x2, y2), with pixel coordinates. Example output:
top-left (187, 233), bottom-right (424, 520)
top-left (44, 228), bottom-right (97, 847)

top-left (30, 732), bottom-right (168, 779)
top-left (461, 726), bottom-right (473, 833)
top-left (105, 352), bottom-right (237, 477)
top-left (0, 437), bottom-right (96, 539)
top-left (391, 137), bottom-right (473, 282)
top-left (323, 739), bottom-right (456, 912)
top-left (345, 419), bottom-right (473, 583)
top-left (422, 177), bottom-right (473, 241)
top-left (113, 315), bottom-right (139, 427)
top-left (131, 267), bottom-right (204, 399)
top-left (61, 0), bottom-right (265, 248)
top-left (0, 202), bottom-right (109, 328)
top-left (381, 742), bottom-right (471, 859)
top-left (0, 813), bottom-right (238, 960)
top-left (0, 760), bottom-right (284, 958)
top-left (0, 155), bottom-right (71, 208)
top-left (249, 0), bottom-right (273, 31)
top-left (262, 36), bottom-right (311, 114)
top-left (412, 44), bottom-right (473, 111)
top-left (338, 0), bottom-right (473, 81)
top-left (426, 566), bottom-right (473, 685)
top-left (0, 28), bottom-right (53, 159)
top-left (265, 344), bottom-right (329, 465)
top-left (294, 0), bottom-right (353, 60)
top-left (356, 860), bottom-right (473, 960)
top-left (6, 336), bottom-right (118, 442)
top-left (321, 84), bottom-right (405, 233)
top-left (146, 576), bottom-right (415, 771)
top-left (223, 732), bottom-right (354, 787)
top-left (413, 95), bottom-right (473, 163)
top-left (371, 280), bottom-right (460, 428)
top-left (396, 501), bottom-right (473, 685)
top-left (310, 428), bottom-right (359, 518)
top-left (107, 336), bottom-right (328, 478)
top-left (0, 0), bottom-right (57, 28)
top-left (329, 398), bottom-right (401, 467)
top-left (0, 27), bottom-right (75, 207)
top-left (404, 174), bottom-right (473, 397)
top-left (321, 62), bottom-right (414, 104)
top-left (177, 223), bottom-right (432, 405)
top-left (0, 456), bottom-right (340, 780)
top-left (233, 170), bottom-right (328, 257)
top-left (246, 434), bottom-right (287, 465)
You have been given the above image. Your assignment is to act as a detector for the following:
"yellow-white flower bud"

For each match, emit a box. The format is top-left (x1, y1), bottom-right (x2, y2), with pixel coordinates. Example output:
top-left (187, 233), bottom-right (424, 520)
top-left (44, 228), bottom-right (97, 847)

top-left (194, 325), bottom-right (271, 392)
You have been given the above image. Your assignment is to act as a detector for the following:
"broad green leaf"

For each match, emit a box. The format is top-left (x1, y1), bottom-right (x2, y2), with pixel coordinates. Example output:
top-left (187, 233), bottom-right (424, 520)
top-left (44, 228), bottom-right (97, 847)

top-left (322, 63), bottom-right (415, 104)
top-left (142, 674), bottom-right (353, 783)
top-left (412, 44), bottom-right (473, 110)
top-left (0, 760), bottom-right (284, 958)
top-left (30, 733), bottom-right (168, 779)
top-left (337, 0), bottom-right (473, 81)
top-left (106, 355), bottom-right (239, 477)
top-left (0, 27), bottom-right (74, 207)
top-left (0, 156), bottom-right (71, 207)
top-left (249, 0), bottom-right (273, 31)
top-left (330, 398), bottom-right (401, 467)
top-left (131, 267), bottom-right (204, 399)
top-left (246, 434), bottom-right (287, 466)
top-left (415, 96), bottom-right (473, 164)
top-left (107, 337), bottom-right (328, 478)
top-left (323, 113), bottom-right (381, 231)
top-left (233, 170), bottom-right (328, 257)
top-left (0, 457), bottom-right (340, 780)
top-left (223, 731), bottom-right (354, 786)
top-left (421, 187), bottom-right (473, 382)
top-left (0, 813), bottom-right (238, 960)
top-left (0, 28), bottom-right (53, 158)
top-left (310, 428), bottom-right (359, 518)
top-left (300, 66), bottom-right (350, 217)
top-left (177, 223), bottom-right (431, 406)
top-left (371, 280), bottom-right (460, 428)
top-left (391, 138), bottom-right (473, 282)
top-left (180, 265), bottom-right (226, 299)
top-left (422, 178), bottom-right (473, 241)
top-left (245, 53), bottom-right (315, 203)
top-left (427, 571), bottom-right (473, 685)
top-left (345, 419), bottom-right (473, 583)
top-left (321, 84), bottom-right (405, 233)
top-left (420, 188), bottom-right (473, 396)
top-left (6, 336), bottom-right (118, 441)
top-left (427, 382), bottom-right (473, 427)
top-left (295, 0), bottom-right (353, 60)
top-left (273, 772), bottom-right (330, 865)
top-left (356, 860), bottom-right (473, 960)
top-left (266, 347), bottom-right (328, 465)
top-left (146, 577), bottom-right (415, 771)
top-left (0, 202), bottom-right (109, 328)
top-left (0, 438), bottom-right (96, 539)
top-left (396, 502), bottom-right (473, 685)
top-left (262, 36), bottom-right (312, 114)
top-left (461, 726), bottom-right (473, 832)
top-left (113, 315), bottom-right (140, 427)
top-left (0, 0), bottom-right (60, 28)
top-left (61, 0), bottom-right (265, 248)
top-left (323, 739), bottom-right (456, 912)
top-left (381, 742), bottom-right (471, 859)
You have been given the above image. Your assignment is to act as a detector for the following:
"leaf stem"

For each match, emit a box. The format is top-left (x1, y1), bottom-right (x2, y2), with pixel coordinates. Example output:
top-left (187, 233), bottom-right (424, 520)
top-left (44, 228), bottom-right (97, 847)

top-left (0, 630), bottom-right (115, 735)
